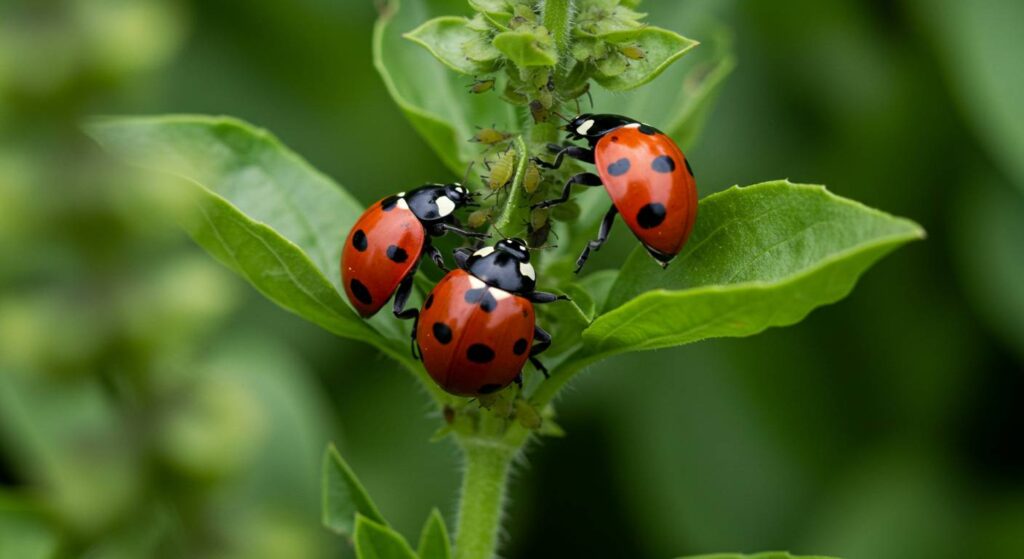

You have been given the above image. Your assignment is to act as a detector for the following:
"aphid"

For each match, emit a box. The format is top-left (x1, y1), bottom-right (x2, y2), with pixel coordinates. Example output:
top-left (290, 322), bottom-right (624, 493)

top-left (467, 208), bottom-right (493, 229)
top-left (523, 162), bottom-right (542, 194)
top-left (532, 114), bottom-right (699, 272)
top-left (470, 127), bottom-right (512, 145)
top-left (621, 44), bottom-right (646, 60)
top-left (529, 100), bottom-right (549, 123)
top-left (468, 78), bottom-right (496, 94)
top-left (485, 147), bottom-right (517, 191)
top-left (415, 239), bottom-right (567, 397)
top-left (341, 184), bottom-right (486, 318)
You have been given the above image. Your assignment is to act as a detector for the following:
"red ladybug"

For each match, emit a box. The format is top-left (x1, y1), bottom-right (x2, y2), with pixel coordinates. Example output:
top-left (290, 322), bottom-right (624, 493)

top-left (341, 183), bottom-right (486, 319)
top-left (416, 238), bottom-right (566, 397)
top-left (533, 113), bottom-right (698, 272)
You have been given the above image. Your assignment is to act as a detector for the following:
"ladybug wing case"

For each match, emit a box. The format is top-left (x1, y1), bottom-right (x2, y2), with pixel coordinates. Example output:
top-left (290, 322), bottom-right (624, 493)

top-left (341, 198), bottom-right (425, 317)
top-left (594, 125), bottom-right (698, 258)
top-left (418, 270), bottom-right (535, 396)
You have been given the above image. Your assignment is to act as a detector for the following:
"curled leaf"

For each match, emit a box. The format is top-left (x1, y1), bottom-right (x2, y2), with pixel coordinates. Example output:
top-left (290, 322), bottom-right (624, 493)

top-left (404, 16), bottom-right (497, 75)
top-left (593, 26), bottom-right (698, 91)
top-left (493, 30), bottom-right (558, 67)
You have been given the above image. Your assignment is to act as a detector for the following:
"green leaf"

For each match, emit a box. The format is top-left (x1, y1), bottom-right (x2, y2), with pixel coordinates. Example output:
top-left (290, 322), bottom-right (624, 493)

top-left (322, 444), bottom-right (387, 537)
top-left (85, 116), bottom-right (389, 349)
top-left (354, 515), bottom-right (418, 559)
top-left (0, 493), bottom-right (59, 559)
top-left (375, 0), bottom-right (515, 174)
top-left (468, 0), bottom-right (512, 29)
top-left (576, 269), bottom-right (619, 314)
top-left (593, 27), bottom-right (698, 91)
top-left (493, 30), bottom-right (558, 67)
top-left (583, 181), bottom-right (924, 356)
top-left (404, 17), bottom-right (497, 75)
top-left (679, 548), bottom-right (839, 552)
top-left (417, 509), bottom-right (452, 559)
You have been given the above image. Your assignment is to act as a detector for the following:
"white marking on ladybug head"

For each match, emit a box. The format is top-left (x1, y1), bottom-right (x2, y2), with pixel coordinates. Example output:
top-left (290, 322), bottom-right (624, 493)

top-left (397, 191), bottom-right (406, 196)
top-left (624, 123), bottom-right (641, 129)
top-left (436, 195), bottom-right (456, 217)
top-left (473, 246), bottom-right (495, 258)
top-left (519, 262), bottom-right (535, 281)
top-left (396, 198), bottom-right (410, 210)
top-left (453, 185), bottom-right (466, 195)
top-left (576, 119), bottom-right (595, 135)
top-left (490, 287), bottom-right (512, 301)
top-left (468, 276), bottom-right (486, 289)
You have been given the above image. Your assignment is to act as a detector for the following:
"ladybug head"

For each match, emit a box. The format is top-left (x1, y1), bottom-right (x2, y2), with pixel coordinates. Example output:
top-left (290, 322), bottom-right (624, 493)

top-left (565, 113), bottom-right (637, 141)
top-left (444, 183), bottom-right (477, 208)
top-left (495, 237), bottom-right (530, 262)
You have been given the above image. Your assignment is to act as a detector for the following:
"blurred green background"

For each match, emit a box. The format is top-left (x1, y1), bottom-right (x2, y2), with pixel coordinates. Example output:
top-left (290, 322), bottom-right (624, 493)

top-left (1, 0), bottom-right (1022, 558)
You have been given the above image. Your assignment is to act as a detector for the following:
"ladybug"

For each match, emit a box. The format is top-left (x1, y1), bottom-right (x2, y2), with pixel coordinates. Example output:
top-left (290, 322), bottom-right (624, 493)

top-left (341, 183), bottom-right (486, 319)
top-left (532, 113), bottom-right (698, 272)
top-left (415, 238), bottom-right (567, 397)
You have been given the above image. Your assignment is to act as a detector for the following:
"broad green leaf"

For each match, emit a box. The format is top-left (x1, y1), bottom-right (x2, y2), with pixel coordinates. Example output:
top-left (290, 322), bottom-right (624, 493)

top-left (417, 509), bottom-right (452, 559)
top-left (0, 493), bottom-right (59, 559)
top-left (322, 444), bottom-right (387, 537)
top-left (584, 181), bottom-right (924, 355)
top-left (593, 27), bottom-right (698, 91)
top-left (576, 269), bottom-right (619, 314)
top-left (375, 0), bottom-right (515, 174)
top-left (404, 17), bottom-right (497, 75)
top-left (85, 116), bottom-right (390, 349)
top-left (354, 515), bottom-right (418, 559)
top-left (493, 30), bottom-right (558, 67)
top-left (684, 548), bottom-right (835, 552)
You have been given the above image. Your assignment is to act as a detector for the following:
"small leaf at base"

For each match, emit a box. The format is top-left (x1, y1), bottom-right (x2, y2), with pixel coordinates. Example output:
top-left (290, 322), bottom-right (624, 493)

top-left (322, 444), bottom-right (387, 537)
top-left (417, 509), bottom-right (452, 559)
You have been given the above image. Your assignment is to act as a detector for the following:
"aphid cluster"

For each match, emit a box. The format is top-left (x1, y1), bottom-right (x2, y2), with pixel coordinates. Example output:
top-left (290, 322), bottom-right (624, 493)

top-left (340, 113), bottom-right (698, 397)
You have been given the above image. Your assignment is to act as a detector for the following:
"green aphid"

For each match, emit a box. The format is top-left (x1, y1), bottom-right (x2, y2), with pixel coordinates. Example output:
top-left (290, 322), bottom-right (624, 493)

top-left (467, 208), bottom-right (493, 229)
top-left (529, 207), bottom-right (549, 231)
top-left (529, 99), bottom-right (549, 123)
top-left (485, 148), bottom-right (517, 190)
top-left (523, 162), bottom-right (542, 193)
top-left (468, 78), bottom-right (496, 94)
top-left (621, 44), bottom-right (646, 60)
top-left (471, 127), bottom-right (512, 145)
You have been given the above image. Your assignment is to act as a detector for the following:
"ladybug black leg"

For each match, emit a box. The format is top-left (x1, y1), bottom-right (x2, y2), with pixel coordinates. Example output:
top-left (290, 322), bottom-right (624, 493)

top-left (453, 247), bottom-right (474, 270)
top-left (425, 243), bottom-right (447, 271)
top-left (575, 205), bottom-right (618, 274)
top-left (532, 145), bottom-right (594, 170)
top-left (392, 271), bottom-right (419, 321)
top-left (527, 291), bottom-right (570, 304)
top-left (439, 222), bottom-right (490, 239)
top-left (531, 172), bottom-right (602, 210)
top-left (528, 325), bottom-right (552, 378)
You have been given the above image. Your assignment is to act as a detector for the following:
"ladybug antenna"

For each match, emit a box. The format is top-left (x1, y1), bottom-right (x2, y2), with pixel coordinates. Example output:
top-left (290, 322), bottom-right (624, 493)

top-left (461, 160), bottom-right (476, 186)
top-left (490, 222), bottom-right (511, 240)
top-left (526, 241), bottom-right (558, 251)
top-left (574, 96), bottom-right (581, 115)
top-left (585, 88), bottom-right (594, 110)
top-left (551, 109), bottom-right (572, 123)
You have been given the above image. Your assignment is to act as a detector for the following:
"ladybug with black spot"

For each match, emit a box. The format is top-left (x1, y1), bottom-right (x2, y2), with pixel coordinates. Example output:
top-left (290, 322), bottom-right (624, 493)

top-left (533, 113), bottom-right (698, 272)
top-left (341, 183), bottom-right (487, 319)
top-left (416, 238), bottom-right (567, 397)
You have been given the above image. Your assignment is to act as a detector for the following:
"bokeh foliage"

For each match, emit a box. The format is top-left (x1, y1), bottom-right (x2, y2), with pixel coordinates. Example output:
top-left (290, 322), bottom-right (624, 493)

top-left (1, 1), bottom-right (1022, 558)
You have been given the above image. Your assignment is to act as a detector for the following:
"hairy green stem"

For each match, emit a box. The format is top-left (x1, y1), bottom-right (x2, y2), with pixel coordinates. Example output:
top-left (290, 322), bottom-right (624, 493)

top-left (454, 438), bottom-right (517, 559)
top-left (542, 0), bottom-right (573, 66)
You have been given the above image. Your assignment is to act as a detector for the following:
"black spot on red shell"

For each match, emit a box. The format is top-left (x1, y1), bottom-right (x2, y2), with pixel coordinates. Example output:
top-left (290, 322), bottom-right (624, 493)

top-left (651, 155), bottom-right (675, 173)
top-left (522, 310), bottom-right (529, 317)
top-left (424, 294), bottom-right (434, 309)
top-left (638, 124), bottom-right (658, 135)
top-left (432, 322), bottom-right (452, 344)
top-left (465, 288), bottom-right (497, 312)
top-left (466, 343), bottom-right (495, 363)
top-left (386, 245), bottom-right (409, 263)
top-left (611, 136), bottom-right (620, 142)
top-left (607, 157), bottom-right (630, 176)
top-left (352, 229), bottom-right (368, 251)
top-left (685, 158), bottom-right (695, 177)
top-left (349, 279), bottom-right (372, 305)
top-left (636, 203), bottom-right (667, 229)
top-left (513, 338), bottom-right (528, 355)
top-left (477, 383), bottom-right (502, 394)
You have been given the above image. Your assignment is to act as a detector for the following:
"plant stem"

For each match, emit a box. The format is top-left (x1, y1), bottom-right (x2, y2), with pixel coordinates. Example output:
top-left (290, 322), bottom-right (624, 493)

top-left (542, 0), bottom-right (573, 65)
top-left (454, 437), bottom-right (517, 559)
